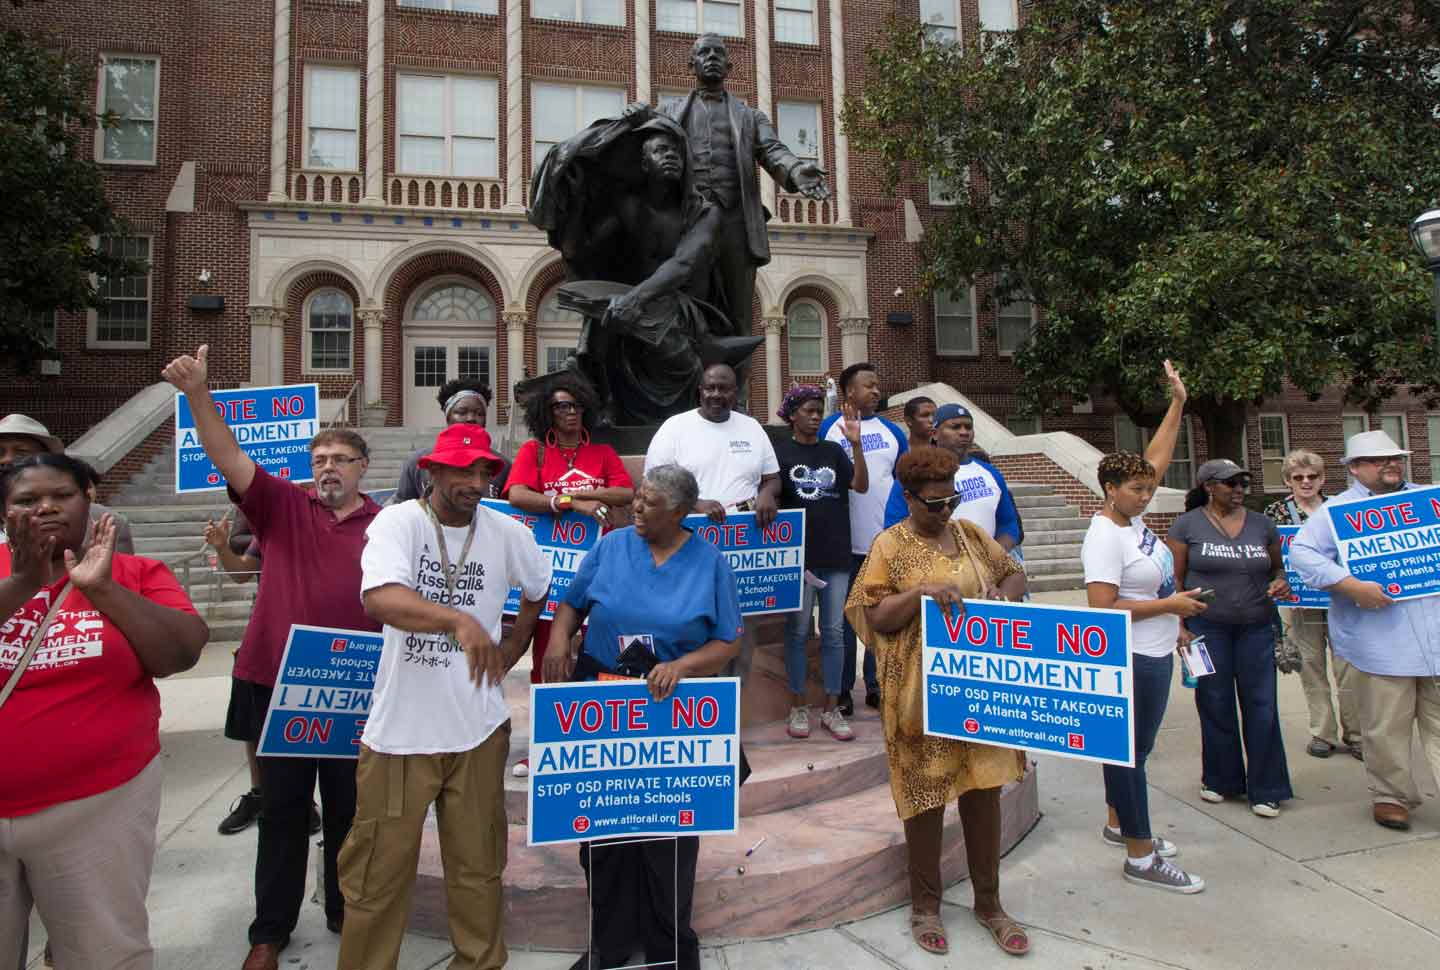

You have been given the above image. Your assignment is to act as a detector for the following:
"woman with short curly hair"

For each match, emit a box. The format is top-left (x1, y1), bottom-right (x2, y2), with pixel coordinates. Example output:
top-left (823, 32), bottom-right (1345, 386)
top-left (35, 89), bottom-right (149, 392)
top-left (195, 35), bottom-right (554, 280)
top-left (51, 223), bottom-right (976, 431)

top-left (845, 445), bottom-right (1030, 957)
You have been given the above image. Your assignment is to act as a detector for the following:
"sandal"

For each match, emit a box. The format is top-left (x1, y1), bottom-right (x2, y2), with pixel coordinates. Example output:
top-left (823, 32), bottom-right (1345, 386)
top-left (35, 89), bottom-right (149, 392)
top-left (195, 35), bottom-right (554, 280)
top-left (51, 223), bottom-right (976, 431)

top-left (975, 909), bottom-right (1030, 956)
top-left (909, 912), bottom-right (949, 955)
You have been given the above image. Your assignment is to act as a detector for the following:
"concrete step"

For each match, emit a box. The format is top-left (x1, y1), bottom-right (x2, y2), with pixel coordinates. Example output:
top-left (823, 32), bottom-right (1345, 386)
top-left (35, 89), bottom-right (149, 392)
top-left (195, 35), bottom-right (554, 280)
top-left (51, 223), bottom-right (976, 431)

top-left (1021, 526), bottom-right (1089, 546)
top-left (1006, 483), bottom-right (1053, 496)
top-left (1020, 542), bottom-right (1084, 561)
top-left (1027, 572), bottom-right (1087, 592)
top-left (1012, 495), bottom-right (1070, 511)
top-left (1022, 556), bottom-right (1082, 577)
top-left (1022, 515), bottom-right (1090, 532)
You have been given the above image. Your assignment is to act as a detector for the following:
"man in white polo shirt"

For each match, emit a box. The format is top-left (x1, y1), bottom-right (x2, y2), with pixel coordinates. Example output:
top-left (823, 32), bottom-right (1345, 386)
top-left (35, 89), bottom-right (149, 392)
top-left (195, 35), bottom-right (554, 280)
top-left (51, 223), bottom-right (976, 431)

top-left (338, 423), bottom-right (551, 970)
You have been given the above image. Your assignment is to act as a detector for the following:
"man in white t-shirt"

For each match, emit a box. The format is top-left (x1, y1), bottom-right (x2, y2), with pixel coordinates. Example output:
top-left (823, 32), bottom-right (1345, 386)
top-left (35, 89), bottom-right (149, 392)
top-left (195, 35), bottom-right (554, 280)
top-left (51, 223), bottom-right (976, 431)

top-left (645, 363), bottom-right (779, 683)
top-left (339, 423), bottom-right (551, 970)
top-left (819, 362), bottom-right (908, 714)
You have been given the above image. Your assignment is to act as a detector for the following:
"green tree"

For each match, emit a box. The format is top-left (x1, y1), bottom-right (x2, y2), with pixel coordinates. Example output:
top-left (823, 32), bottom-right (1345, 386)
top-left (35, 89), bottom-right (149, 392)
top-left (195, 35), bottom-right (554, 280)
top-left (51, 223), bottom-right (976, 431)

top-left (846, 0), bottom-right (1440, 457)
top-left (0, 21), bottom-right (145, 364)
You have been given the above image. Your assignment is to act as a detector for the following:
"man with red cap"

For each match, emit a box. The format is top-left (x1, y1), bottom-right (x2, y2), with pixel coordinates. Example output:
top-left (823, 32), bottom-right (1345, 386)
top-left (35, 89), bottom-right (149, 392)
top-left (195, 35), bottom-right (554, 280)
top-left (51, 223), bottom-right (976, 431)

top-left (338, 423), bottom-right (551, 970)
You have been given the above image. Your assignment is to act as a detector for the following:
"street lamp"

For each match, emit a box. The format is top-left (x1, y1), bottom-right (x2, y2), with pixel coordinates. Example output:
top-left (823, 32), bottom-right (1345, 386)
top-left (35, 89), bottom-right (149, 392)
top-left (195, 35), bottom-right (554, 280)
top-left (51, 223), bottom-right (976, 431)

top-left (1408, 209), bottom-right (1440, 360)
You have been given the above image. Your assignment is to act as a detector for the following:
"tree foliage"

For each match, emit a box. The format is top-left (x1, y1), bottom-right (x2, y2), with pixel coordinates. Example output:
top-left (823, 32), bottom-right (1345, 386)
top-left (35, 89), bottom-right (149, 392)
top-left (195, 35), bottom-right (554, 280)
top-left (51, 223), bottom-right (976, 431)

top-left (846, 0), bottom-right (1440, 456)
top-left (0, 22), bottom-right (144, 363)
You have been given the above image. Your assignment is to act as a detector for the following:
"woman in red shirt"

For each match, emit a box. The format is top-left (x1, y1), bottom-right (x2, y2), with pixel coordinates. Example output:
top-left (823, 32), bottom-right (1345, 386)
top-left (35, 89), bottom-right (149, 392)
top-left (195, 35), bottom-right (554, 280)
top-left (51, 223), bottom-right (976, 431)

top-left (0, 454), bottom-right (209, 969)
top-left (504, 372), bottom-right (634, 776)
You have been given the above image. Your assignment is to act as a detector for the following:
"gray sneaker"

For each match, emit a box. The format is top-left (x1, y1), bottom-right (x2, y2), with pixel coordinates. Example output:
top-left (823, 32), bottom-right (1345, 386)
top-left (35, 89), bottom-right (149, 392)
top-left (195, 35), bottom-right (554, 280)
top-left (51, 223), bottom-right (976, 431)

top-left (821, 708), bottom-right (855, 741)
top-left (787, 706), bottom-right (811, 739)
top-left (1123, 857), bottom-right (1205, 894)
top-left (1102, 825), bottom-right (1178, 858)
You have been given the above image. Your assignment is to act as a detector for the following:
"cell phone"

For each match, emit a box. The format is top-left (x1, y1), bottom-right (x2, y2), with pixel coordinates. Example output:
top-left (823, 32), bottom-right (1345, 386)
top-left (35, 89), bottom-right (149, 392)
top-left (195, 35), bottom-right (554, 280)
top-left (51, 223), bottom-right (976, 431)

top-left (1194, 588), bottom-right (1217, 603)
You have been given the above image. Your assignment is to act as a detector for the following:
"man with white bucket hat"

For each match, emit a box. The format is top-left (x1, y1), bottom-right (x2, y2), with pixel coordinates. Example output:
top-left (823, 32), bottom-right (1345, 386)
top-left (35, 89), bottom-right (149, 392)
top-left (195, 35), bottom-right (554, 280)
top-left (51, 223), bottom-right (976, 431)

top-left (1292, 429), bottom-right (1440, 831)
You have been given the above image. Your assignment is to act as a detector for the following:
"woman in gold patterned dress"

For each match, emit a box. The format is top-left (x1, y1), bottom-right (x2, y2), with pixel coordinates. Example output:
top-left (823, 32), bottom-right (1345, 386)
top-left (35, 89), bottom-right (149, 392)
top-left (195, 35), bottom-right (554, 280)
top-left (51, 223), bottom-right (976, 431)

top-left (845, 446), bottom-right (1030, 958)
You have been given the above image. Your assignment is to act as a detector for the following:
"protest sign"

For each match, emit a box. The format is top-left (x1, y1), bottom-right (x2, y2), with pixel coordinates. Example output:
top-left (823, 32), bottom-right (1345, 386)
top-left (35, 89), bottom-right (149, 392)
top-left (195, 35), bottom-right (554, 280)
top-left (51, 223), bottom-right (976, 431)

top-left (257, 625), bottom-right (382, 758)
top-left (1277, 525), bottom-right (1330, 609)
top-left (481, 499), bottom-right (602, 620)
top-left (1325, 485), bottom-right (1440, 602)
top-left (684, 509), bottom-right (805, 615)
top-left (175, 384), bottom-right (318, 493)
top-left (922, 599), bottom-right (1133, 767)
top-left (528, 679), bottom-right (741, 846)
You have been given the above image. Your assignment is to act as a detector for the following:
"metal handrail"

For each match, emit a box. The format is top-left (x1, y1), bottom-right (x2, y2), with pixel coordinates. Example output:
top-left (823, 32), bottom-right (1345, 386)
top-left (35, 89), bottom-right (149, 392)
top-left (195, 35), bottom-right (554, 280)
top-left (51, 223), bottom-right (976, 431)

top-left (330, 380), bottom-right (362, 427)
top-left (179, 536), bottom-right (260, 619)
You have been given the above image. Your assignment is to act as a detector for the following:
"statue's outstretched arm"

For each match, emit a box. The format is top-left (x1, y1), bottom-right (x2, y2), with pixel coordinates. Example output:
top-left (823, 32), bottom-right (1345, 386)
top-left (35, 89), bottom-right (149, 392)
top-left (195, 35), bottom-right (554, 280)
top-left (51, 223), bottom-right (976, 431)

top-left (610, 206), bottom-right (721, 323)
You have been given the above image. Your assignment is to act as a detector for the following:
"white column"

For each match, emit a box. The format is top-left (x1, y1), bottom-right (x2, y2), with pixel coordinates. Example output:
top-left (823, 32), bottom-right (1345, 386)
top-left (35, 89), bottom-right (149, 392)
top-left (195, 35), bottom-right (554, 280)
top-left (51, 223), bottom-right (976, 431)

top-left (839, 317), bottom-right (870, 367)
top-left (360, 308), bottom-right (384, 404)
top-left (634, 0), bottom-right (651, 104)
top-left (364, 0), bottom-right (385, 204)
top-left (504, 0), bottom-right (525, 212)
top-left (828, 0), bottom-right (851, 226)
top-left (763, 316), bottom-right (785, 424)
top-left (504, 310), bottom-right (528, 415)
top-left (267, 0), bottom-right (292, 202)
top-left (246, 306), bottom-right (277, 384)
top-left (753, 0), bottom-right (776, 215)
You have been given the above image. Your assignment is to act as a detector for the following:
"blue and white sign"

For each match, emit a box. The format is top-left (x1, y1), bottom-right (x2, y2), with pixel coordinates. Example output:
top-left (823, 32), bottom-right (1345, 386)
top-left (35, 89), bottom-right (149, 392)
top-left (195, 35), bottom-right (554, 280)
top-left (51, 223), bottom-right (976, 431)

top-left (481, 499), bottom-right (602, 620)
top-left (175, 383), bottom-right (319, 493)
top-left (256, 625), bottom-right (382, 759)
top-left (1325, 485), bottom-right (1440, 602)
top-left (528, 679), bottom-right (741, 846)
top-left (922, 599), bottom-right (1133, 767)
top-left (684, 509), bottom-right (805, 615)
top-left (1277, 525), bottom-right (1330, 609)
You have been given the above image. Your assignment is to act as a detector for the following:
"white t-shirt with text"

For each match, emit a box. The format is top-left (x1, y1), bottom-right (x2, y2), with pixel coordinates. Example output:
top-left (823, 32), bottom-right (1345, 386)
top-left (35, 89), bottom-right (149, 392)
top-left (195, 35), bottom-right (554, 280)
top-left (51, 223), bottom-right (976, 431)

top-left (644, 409), bottom-right (780, 509)
top-left (359, 501), bottom-right (552, 754)
top-left (822, 413), bottom-right (907, 555)
top-left (1080, 514), bottom-right (1179, 658)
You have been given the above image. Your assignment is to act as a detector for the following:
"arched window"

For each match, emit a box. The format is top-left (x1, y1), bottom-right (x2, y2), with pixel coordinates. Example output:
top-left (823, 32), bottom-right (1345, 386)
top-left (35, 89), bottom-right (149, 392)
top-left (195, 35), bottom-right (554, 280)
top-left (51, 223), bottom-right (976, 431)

top-left (537, 289), bottom-right (583, 374)
top-left (305, 288), bottom-right (353, 372)
top-left (403, 280), bottom-right (498, 426)
top-left (411, 283), bottom-right (495, 322)
top-left (786, 299), bottom-right (825, 373)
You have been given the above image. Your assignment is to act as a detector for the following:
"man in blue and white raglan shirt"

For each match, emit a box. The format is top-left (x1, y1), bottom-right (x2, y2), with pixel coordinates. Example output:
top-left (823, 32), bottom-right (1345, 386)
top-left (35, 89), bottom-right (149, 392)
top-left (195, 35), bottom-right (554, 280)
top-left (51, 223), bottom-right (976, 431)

top-left (820, 362), bottom-right (907, 715)
top-left (884, 403), bottom-right (1021, 551)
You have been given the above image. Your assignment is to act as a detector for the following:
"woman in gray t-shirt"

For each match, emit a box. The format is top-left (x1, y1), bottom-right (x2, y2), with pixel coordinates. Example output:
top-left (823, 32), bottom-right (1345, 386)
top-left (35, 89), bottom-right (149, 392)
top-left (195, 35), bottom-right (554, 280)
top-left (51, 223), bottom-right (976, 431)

top-left (1166, 459), bottom-right (1293, 818)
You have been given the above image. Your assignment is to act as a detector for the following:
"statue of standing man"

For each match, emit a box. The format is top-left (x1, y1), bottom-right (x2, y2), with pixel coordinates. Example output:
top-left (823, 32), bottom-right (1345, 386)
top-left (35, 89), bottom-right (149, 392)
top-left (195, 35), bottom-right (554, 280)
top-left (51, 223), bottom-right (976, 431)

top-left (659, 33), bottom-right (831, 337)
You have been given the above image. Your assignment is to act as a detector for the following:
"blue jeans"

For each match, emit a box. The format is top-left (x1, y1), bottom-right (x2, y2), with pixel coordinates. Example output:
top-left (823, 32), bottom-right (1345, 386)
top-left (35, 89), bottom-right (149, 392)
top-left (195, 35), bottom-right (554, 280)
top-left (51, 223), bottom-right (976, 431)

top-left (783, 568), bottom-right (848, 697)
top-left (840, 553), bottom-right (878, 697)
top-left (1103, 653), bottom-right (1174, 840)
top-left (1189, 617), bottom-right (1294, 805)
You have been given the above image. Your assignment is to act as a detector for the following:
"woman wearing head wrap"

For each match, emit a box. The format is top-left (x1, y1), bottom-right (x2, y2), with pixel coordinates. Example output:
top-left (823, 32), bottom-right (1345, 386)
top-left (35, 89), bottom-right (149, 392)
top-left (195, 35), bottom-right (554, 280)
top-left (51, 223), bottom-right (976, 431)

top-left (775, 386), bottom-right (868, 740)
top-left (394, 381), bottom-right (511, 502)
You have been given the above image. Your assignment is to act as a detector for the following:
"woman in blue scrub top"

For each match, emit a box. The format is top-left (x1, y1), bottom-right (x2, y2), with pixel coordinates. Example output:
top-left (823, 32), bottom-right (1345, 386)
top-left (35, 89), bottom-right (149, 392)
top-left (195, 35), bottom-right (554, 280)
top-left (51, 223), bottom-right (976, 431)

top-left (544, 463), bottom-right (743, 970)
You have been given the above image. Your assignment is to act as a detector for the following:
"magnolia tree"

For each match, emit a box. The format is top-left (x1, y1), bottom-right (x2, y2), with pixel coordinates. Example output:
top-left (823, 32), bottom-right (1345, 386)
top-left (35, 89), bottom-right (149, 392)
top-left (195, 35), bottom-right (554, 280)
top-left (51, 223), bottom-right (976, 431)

top-left (846, 0), bottom-right (1440, 457)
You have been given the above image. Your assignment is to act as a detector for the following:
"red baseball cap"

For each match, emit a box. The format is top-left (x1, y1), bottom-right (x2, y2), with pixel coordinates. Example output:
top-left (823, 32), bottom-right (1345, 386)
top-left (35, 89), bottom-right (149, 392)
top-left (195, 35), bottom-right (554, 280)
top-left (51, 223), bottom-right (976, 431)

top-left (418, 424), bottom-right (503, 473)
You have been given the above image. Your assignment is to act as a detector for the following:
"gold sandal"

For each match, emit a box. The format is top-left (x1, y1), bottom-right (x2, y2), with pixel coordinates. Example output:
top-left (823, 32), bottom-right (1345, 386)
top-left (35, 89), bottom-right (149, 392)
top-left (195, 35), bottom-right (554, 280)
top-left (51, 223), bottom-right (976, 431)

top-left (975, 909), bottom-right (1030, 956)
top-left (909, 911), bottom-right (948, 955)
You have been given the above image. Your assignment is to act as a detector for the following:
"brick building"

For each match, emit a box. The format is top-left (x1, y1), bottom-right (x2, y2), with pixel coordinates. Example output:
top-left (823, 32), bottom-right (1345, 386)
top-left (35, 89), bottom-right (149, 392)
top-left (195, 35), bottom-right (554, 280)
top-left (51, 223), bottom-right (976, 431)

top-left (4, 0), bottom-right (1434, 499)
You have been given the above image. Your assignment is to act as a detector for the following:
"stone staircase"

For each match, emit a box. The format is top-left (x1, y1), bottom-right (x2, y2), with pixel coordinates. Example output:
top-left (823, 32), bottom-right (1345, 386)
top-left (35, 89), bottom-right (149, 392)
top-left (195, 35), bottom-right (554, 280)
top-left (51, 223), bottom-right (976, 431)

top-left (1010, 481), bottom-right (1090, 593)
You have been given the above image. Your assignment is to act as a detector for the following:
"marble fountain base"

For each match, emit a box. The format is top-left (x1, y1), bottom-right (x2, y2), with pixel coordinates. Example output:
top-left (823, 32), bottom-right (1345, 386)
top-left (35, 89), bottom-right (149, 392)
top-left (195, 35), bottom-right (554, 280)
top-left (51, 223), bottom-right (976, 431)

top-left (407, 619), bottom-right (1042, 946)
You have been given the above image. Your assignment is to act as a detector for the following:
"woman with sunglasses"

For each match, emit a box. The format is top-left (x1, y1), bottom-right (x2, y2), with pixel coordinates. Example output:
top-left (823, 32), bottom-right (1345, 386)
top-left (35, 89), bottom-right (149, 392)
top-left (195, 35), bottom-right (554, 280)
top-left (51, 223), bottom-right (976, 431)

top-left (504, 370), bottom-right (634, 777)
top-left (845, 447), bottom-right (1030, 957)
top-left (1167, 460), bottom-right (1293, 817)
top-left (1264, 450), bottom-right (1359, 760)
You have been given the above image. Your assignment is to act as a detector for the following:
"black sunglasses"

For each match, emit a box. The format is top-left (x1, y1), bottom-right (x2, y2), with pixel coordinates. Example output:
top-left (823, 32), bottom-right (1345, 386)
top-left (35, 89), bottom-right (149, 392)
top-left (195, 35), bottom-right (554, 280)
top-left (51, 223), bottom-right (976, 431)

top-left (550, 401), bottom-right (583, 413)
top-left (908, 490), bottom-right (961, 513)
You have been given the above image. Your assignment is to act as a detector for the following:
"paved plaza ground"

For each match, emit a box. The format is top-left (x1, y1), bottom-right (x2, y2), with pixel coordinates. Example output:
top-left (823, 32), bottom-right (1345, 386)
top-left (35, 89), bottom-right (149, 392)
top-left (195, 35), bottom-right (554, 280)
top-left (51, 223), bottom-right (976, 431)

top-left (26, 590), bottom-right (1440, 970)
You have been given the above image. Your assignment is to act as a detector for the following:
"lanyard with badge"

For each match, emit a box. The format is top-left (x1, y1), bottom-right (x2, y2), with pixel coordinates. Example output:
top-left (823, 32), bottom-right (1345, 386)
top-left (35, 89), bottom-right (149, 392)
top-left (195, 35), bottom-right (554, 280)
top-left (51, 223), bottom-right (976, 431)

top-left (420, 496), bottom-right (477, 647)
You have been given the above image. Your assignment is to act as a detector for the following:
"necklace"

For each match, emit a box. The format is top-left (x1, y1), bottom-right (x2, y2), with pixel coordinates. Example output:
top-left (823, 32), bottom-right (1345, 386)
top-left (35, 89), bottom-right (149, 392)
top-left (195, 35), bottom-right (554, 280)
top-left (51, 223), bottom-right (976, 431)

top-left (1203, 504), bottom-right (1243, 539)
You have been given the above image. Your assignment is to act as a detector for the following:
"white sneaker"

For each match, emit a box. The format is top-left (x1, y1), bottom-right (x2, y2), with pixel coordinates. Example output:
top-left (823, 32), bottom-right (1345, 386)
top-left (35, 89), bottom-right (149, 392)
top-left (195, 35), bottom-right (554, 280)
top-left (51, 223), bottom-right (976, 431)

top-left (821, 708), bottom-right (855, 741)
top-left (1199, 787), bottom-right (1224, 803)
top-left (1251, 801), bottom-right (1280, 818)
top-left (511, 758), bottom-right (529, 778)
top-left (787, 706), bottom-right (811, 739)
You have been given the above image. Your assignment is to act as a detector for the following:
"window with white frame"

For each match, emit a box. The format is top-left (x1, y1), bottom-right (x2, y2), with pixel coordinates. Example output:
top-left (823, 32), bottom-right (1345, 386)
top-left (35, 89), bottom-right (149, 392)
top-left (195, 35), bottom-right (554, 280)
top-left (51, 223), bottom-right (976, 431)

top-left (398, 74), bottom-right (499, 178)
top-left (538, 290), bottom-right (582, 374)
top-left (98, 56), bottom-right (158, 163)
top-left (531, 0), bottom-right (623, 26)
top-left (1006, 415), bottom-right (1041, 436)
top-left (531, 83), bottom-right (626, 174)
top-left (657, 91), bottom-right (689, 115)
top-left (774, 0), bottom-right (816, 45)
top-left (777, 101), bottom-right (821, 164)
top-left (786, 300), bottom-right (825, 373)
top-left (399, 0), bottom-right (499, 13)
top-left (929, 155), bottom-right (966, 206)
top-left (305, 66), bottom-right (360, 170)
top-left (1115, 414), bottom-right (1194, 489)
top-left (306, 289), bottom-right (354, 372)
top-left (413, 283), bottom-right (496, 322)
top-left (978, 0), bottom-right (1018, 31)
top-left (657, 0), bottom-right (742, 37)
top-left (27, 309), bottom-right (57, 349)
top-left (91, 236), bottom-right (151, 347)
top-left (920, 0), bottom-right (958, 45)
top-left (935, 288), bottom-right (976, 355)
top-left (1258, 413), bottom-right (1289, 491)
top-left (995, 275), bottom-right (1034, 355)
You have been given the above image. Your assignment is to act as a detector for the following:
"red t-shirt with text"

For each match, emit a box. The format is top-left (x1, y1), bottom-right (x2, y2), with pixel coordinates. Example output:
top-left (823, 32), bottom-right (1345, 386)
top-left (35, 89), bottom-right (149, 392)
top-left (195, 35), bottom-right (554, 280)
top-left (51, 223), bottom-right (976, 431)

top-left (0, 547), bottom-right (198, 817)
top-left (502, 440), bottom-right (633, 498)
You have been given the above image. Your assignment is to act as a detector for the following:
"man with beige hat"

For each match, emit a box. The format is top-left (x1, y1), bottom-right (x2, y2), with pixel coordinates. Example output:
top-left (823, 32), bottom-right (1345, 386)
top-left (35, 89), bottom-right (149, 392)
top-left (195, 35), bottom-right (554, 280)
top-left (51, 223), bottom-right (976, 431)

top-left (0, 413), bottom-right (133, 553)
top-left (1292, 429), bottom-right (1440, 831)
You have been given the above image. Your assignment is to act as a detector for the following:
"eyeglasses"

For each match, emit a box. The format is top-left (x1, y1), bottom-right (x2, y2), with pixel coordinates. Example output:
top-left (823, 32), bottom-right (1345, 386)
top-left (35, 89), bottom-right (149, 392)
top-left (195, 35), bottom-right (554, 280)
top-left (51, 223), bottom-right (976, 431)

top-left (550, 401), bottom-right (584, 413)
top-left (1215, 477), bottom-right (1251, 489)
top-left (1355, 456), bottom-right (1404, 467)
top-left (1289, 473), bottom-right (1321, 482)
top-left (908, 491), bottom-right (961, 513)
top-left (311, 455), bottom-right (364, 470)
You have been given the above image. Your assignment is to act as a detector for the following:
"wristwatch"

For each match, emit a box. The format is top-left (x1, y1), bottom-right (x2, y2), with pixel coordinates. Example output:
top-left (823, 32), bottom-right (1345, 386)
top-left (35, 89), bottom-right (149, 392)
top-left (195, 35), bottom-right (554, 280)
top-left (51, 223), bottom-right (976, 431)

top-left (556, 494), bottom-right (574, 512)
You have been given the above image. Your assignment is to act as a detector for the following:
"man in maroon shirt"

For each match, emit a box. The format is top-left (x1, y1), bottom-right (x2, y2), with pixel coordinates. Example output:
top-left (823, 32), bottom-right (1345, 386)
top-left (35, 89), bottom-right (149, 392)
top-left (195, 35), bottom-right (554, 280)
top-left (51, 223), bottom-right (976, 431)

top-left (163, 346), bottom-right (383, 970)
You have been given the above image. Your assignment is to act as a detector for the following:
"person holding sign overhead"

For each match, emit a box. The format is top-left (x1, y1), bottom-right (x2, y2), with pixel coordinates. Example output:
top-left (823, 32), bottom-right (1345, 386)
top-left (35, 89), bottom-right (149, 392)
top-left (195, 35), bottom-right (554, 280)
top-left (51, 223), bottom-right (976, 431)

top-left (161, 346), bottom-right (383, 970)
top-left (1167, 459), bottom-right (1293, 819)
top-left (1081, 361), bottom-right (1208, 893)
top-left (340, 423), bottom-right (550, 970)
top-left (544, 464), bottom-right (743, 970)
top-left (845, 447), bottom-right (1030, 958)
top-left (1291, 430), bottom-right (1440, 832)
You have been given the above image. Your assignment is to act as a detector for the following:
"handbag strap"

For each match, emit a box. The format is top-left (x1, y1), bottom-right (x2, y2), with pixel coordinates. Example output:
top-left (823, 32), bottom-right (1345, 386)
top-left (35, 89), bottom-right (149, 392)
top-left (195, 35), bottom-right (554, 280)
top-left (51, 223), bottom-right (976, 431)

top-left (0, 581), bottom-right (73, 713)
top-left (955, 524), bottom-right (996, 600)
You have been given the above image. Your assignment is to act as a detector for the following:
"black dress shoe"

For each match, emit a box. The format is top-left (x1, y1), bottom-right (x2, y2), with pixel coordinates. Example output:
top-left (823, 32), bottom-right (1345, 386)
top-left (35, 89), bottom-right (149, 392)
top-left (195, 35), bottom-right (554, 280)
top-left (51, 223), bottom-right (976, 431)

top-left (837, 694), bottom-right (854, 717)
top-left (865, 690), bottom-right (881, 709)
top-left (218, 790), bottom-right (263, 835)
